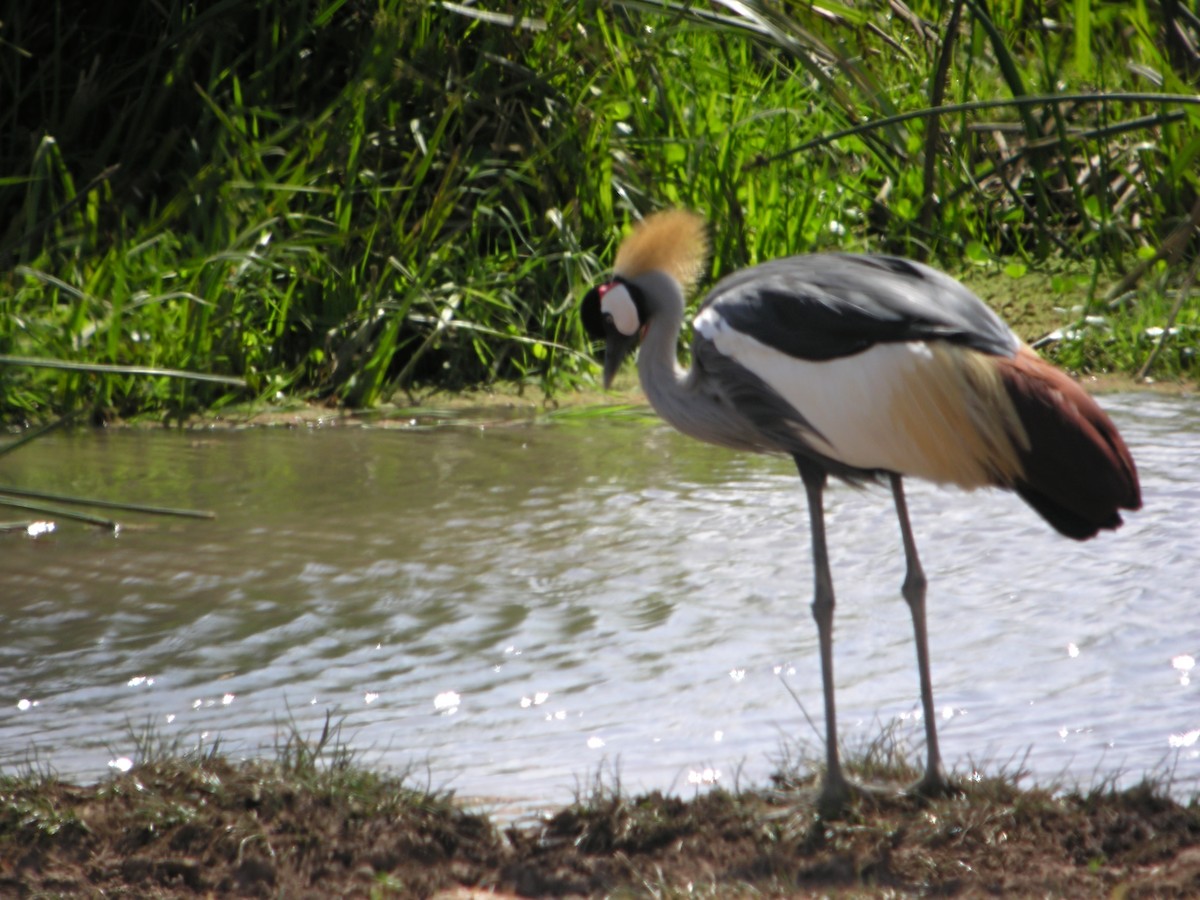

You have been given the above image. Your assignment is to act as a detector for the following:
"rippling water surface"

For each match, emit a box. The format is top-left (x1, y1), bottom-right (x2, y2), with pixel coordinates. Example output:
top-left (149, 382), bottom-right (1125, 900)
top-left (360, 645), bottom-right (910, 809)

top-left (1, 394), bottom-right (1197, 810)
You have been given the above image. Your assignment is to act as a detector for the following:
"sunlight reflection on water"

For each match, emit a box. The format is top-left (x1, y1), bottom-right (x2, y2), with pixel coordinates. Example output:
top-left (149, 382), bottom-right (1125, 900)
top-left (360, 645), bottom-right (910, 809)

top-left (0, 393), bottom-right (1196, 811)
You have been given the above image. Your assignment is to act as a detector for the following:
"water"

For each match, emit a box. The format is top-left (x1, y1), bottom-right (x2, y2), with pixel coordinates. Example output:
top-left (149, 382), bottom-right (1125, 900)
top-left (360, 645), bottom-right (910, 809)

top-left (1, 394), bottom-right (1197, 811)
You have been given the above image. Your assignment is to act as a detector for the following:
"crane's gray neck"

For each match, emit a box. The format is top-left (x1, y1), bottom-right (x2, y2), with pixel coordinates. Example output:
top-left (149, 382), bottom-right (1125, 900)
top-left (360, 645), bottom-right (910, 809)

top-left (629, 269), bottom-right (741, 452)
top-left (630, 270), bottom-right (691, 416)
top-left (630, 269), bottom-right (780, 454)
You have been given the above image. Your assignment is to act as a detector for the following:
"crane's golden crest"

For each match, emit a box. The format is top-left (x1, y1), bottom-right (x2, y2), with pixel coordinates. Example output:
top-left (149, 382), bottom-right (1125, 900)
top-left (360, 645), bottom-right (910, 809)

top-left (612, 209), bottom-right (709, 296)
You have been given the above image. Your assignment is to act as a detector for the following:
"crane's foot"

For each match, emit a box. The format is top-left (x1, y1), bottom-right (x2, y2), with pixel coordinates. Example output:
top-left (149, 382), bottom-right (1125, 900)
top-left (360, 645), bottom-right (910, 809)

top-left (906, 769), bottom-right (961, 802)
top-left (816, 770), bottom-right (855, 820)
top-left (815, 775), bottom-right (906, 821)
top-left (815, 762), bottom-right (962, 820)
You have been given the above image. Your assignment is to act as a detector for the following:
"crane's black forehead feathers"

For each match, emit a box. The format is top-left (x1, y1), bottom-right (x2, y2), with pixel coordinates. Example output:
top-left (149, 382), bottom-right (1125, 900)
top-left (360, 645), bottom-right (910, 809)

top-left (580, 284), bottom-right (606, 339)
top-left (699, 254), bottom-right (1019, 362)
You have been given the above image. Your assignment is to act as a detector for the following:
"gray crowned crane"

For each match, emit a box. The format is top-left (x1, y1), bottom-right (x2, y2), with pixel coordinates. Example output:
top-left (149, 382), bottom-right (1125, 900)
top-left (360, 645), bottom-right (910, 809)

top-left (580, 209), bottom-right (1141, 819)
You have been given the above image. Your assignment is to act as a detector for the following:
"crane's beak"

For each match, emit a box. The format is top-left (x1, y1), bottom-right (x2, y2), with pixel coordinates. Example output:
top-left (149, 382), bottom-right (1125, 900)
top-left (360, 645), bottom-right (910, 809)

top-left (600, 329), bottom-right (639, 390)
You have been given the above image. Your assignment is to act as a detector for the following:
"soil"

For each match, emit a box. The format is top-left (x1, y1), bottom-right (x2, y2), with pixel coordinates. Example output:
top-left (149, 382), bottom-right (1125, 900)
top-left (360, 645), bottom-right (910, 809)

top-left (2, 754), bottom-right (1197, 898)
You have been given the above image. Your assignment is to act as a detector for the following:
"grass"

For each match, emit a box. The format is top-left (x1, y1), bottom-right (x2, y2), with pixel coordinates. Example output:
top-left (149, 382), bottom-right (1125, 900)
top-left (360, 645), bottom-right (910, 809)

top-left (1, 0), bottom-right (1198, 424)
top-left (0, 715), bottom-right (504, 896)
top-left (1, 721), bottom-right (1196, 897)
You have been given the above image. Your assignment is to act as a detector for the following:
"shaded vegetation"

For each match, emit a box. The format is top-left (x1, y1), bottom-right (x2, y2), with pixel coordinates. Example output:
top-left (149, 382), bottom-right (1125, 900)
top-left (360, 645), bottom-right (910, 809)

top-left (1, 0), bottom-right (1199, 423)
top-left (1, 728), bottom-right (1198, 897)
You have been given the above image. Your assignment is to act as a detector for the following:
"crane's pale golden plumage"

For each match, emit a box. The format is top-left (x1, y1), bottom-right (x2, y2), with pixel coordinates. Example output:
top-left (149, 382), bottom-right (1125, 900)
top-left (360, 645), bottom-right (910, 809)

top-left (613, 210), bottom-right (709, 299)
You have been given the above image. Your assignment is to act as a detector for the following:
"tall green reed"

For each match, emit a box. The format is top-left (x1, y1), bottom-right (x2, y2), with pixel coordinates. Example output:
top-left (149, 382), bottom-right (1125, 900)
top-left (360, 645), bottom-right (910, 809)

top-left (1, 0), bottom-right (1196, 423)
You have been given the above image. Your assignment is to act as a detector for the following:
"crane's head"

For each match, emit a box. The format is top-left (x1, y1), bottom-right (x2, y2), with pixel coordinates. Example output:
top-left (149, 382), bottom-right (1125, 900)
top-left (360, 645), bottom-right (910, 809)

top-left (581, 210), bottom-right (709, 388)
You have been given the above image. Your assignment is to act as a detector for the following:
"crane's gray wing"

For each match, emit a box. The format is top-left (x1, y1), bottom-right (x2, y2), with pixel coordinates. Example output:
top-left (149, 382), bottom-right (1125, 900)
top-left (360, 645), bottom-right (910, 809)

top-left (697, 254), bottom-right (1019, 361)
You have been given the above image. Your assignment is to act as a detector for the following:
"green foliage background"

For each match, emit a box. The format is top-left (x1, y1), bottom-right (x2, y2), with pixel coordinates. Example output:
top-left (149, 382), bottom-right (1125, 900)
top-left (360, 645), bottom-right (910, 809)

top-left (1, 0), bottom-right (1198, 422)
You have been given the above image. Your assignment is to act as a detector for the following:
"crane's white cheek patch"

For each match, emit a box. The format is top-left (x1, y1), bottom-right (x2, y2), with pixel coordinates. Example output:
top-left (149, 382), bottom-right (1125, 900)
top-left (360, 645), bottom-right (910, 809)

top-left (600, 284), bottom-right (640, 336)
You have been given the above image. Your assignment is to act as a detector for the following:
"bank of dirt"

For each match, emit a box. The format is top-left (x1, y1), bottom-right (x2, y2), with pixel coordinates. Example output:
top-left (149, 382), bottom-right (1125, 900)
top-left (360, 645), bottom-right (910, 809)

top-left (2, 751), bottom-right (1197, 898)
top-left (157, 364), bottom-right (1193, 435)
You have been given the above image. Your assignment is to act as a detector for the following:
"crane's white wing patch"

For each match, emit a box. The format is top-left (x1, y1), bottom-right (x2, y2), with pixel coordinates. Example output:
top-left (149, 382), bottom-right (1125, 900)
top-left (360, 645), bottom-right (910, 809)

top-left (694, 307), bottom-right (1024, 487)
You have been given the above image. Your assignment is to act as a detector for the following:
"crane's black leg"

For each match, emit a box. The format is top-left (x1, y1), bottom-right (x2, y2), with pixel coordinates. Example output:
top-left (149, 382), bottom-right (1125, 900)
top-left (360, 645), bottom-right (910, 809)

top-left (797, 458), bottom-right (851, 818)
top-left (889, 473), bottom-right (952, 798)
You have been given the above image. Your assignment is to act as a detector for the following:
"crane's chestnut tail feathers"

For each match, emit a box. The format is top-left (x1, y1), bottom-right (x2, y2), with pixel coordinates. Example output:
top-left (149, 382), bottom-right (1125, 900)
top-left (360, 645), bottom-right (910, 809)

top-left (996, 348), bottom-right (1141, 540)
